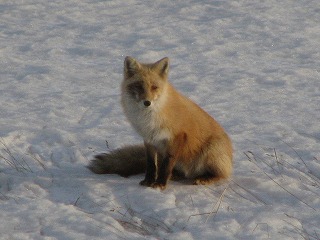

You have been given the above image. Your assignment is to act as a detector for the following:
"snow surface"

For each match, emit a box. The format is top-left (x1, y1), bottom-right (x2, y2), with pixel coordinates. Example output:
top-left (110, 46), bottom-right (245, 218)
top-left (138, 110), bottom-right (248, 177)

top-left (1, 0), bottom-right (319, 239)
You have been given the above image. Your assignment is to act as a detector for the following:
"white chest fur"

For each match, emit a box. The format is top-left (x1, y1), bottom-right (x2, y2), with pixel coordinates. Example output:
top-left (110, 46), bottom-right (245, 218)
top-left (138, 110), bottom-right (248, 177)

top-left (122, 97), bottom-right (171, 148)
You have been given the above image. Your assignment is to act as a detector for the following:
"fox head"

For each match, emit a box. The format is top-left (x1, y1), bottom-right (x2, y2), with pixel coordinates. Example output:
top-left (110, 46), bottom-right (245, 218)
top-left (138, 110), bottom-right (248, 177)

top-left (122, 56), bottom-right (169, 108)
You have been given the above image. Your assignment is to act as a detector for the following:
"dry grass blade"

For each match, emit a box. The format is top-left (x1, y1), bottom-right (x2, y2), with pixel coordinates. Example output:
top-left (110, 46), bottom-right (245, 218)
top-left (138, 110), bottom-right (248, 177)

top-left (281, 141), bottom-right (320, 189)
top-left (0, 191), bottom-right (10, 201)
top-left (0, 138), bottom-right (32, 172)
top-left (185, 186), bottom-right (228, 225)
top-left (117, 219), bottom-right (151, 236)
top-left (281, 140), bottom-right (319, 181)
top-left (281, 158), bottom-right (320, 189)
top-left (252, 223), bottom-right (270, 238)
top-left (120, 201), bottom-right (173, 236)
top-left (27, 152), bottom-right (47, 171)
top-left (284, 213), bottom-right (320, 240)
top-left (230, 179), bottom-right (268, 205)
top-left (282, 219), bottom-right (319, 240)
top-left (244, 151), bottom-right (316, 211)
top-left (205, 186), bottom-right (228, 223)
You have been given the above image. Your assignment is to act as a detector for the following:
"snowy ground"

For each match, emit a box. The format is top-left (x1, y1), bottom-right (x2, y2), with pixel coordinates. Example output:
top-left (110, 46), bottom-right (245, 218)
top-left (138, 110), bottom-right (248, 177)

top-left (1, 0), bottom-right (319, 239)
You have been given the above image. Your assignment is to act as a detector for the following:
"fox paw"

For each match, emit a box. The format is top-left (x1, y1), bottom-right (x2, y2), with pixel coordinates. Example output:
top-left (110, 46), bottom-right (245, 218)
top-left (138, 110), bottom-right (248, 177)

top-left (194, 178), bottom-right (209, 185)
top-left (140, 180), bottom-right (167, 190)
top-left (139, 179), bottom-right (154, 187)
top-left (151, 182), bottom-right (167, 190)
top-left (194, 176), bottom-right (223, 185)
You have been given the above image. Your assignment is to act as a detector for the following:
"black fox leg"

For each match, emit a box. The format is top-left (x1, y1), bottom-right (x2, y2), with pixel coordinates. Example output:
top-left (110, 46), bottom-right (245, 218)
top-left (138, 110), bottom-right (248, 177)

top-left (152, 154), bottom-right (176, 190)
top-left (140, 143), bottom-right (157, 186)
top-left (152, 133), bottom-right (185, 189)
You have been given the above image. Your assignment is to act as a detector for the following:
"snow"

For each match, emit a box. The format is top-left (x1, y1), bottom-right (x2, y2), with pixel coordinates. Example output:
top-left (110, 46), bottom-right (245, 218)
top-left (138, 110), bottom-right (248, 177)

top-left (1, 0), bottom-right (319, 239)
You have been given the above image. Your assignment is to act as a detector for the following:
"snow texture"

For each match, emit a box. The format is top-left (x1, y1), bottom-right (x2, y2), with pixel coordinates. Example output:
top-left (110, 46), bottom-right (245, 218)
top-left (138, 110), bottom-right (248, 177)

top-left (1, 0), bottom-right (319, 239)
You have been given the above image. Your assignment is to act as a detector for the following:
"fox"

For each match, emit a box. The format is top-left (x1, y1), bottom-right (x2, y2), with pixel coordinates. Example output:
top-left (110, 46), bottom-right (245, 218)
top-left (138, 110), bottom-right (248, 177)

top-left (88, 56), bottom-right (233, 190)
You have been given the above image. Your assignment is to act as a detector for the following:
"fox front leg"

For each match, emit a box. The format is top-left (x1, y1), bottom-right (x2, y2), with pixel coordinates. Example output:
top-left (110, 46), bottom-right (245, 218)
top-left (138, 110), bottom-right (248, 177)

top-left (140, 143), bottom-right (157, 187)
top-left (152, 133), bottom-right (186, 190)
top-left (151, 153), bottom-right (176, 190)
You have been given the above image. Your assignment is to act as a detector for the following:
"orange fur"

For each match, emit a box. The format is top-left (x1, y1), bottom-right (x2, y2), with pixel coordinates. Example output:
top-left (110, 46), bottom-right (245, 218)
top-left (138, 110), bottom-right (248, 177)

top-left (89, 57), bottom-right (233, 190)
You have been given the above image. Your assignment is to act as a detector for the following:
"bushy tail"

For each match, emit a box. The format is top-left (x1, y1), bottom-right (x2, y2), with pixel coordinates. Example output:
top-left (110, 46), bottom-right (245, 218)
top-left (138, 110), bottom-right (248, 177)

top-left (88, 145), bottom-right (146, 177)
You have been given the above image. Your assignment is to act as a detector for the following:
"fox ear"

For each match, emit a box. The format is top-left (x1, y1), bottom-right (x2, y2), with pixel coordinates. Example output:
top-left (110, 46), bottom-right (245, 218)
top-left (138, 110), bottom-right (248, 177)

top-left (124, 56), bottom-right (140, 78)
top-left (153, 57), bottom-right (169, 77)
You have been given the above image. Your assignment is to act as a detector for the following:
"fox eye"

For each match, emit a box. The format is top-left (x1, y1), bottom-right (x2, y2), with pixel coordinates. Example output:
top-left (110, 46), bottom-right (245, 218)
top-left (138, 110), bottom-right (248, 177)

top-left (127, 82), bottom-right (144, 95)
top-left (134, 85), bottom-right (144, 92)
top-left (151, 85), bottom-right (158, 91)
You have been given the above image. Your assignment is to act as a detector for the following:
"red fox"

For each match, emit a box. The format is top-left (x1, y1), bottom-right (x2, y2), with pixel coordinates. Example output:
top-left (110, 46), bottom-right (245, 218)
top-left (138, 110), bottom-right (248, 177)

top-left (88, 57), bottom-right (233, 190)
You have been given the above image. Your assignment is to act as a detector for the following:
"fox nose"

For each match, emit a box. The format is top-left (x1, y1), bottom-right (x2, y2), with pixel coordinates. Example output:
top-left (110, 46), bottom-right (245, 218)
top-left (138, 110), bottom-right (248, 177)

top-left (144, 100), bottom-right (151, 107)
